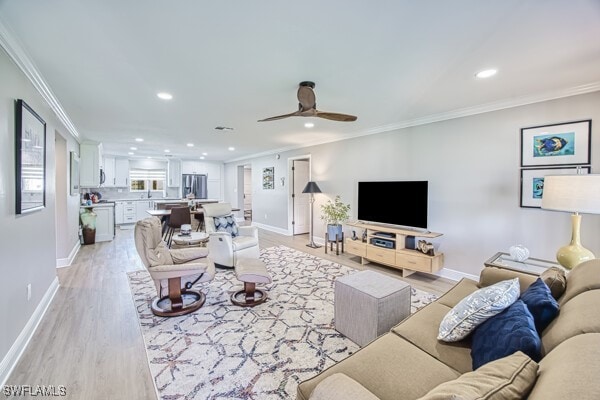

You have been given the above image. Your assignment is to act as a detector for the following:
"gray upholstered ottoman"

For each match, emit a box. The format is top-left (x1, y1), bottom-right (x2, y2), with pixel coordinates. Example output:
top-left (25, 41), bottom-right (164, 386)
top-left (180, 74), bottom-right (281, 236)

top-left (334, 270), bottom-right (411, 346)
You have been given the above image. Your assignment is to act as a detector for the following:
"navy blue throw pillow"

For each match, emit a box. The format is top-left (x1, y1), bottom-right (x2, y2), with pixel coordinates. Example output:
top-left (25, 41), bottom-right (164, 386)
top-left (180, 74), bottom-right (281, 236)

top-left (471, 300), bottom-right (541, 370)
top-left (520, 278), bottom-right (560, 334)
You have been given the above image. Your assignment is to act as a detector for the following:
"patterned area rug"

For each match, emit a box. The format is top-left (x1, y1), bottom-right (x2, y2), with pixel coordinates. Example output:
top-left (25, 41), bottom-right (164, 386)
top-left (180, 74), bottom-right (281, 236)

top-left (128, 245), bottom-right (437, 400)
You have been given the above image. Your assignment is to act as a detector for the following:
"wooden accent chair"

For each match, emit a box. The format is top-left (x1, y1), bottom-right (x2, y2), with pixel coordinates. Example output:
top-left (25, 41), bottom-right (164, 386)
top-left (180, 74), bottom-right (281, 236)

top-left (134, 217), bottom-right (215, 317)
top-left (202, 203), bottom-right (259, 269)
top-left (165, 206), bottom-right (191, 247)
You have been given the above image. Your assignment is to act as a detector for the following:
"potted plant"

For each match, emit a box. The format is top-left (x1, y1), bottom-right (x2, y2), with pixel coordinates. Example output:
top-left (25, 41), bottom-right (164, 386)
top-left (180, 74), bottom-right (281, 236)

top-left (320, 195), bottom-right (351, 242)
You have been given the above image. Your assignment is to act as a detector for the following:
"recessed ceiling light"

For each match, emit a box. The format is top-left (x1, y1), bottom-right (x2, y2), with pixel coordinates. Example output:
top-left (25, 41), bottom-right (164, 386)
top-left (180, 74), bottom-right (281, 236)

top-left (130, 147), bottom-right (137, 150)
top-left (135, 138), bottom-right (144, 142)
top-left (147, 156), bottom-right (152, 159)
top-left (304, 122), bottom-right (315, 128)
top-left (228, 147), bottom-right (235, 151)
top-left (200, 156), bottom-right (205, 160)
top-left (164, 149), bottom-right (170, 153)
top-left (128, 152), bottom-right (134, 155)
top-left (475, 69), bottom-right (497, 79)
top-left (202, 152), bottom-right (207, 156)
top-left (157, 92), bottom-right (173, 100)
top-left (186, 143), bottom-right (194, 147)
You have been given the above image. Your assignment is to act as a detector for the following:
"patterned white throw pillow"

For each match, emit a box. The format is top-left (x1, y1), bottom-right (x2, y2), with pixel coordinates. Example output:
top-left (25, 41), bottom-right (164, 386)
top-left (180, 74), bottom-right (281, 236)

top-left (438, 278), bottom-right (520, 342)
top-left (213, 214), bottom-right (239, 237)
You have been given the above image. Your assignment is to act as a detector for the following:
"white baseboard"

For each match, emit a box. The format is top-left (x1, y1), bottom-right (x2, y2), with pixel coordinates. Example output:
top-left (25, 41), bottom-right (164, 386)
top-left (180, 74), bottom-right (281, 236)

top-left (436, 267), bottom-right (479, 282)
top-left (56, 241), bottom-right (80, 268)
top-left (0, 277), bottom-right (59, 387)
top-left (251, 222), bottom-right (292, 236)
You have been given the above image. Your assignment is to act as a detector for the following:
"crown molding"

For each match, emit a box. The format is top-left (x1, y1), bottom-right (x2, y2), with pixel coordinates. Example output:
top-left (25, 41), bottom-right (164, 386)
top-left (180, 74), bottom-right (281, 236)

top-left (0, 19), bottom-right (80, 140)
top-left (226, 82), bottom-right (600, 164)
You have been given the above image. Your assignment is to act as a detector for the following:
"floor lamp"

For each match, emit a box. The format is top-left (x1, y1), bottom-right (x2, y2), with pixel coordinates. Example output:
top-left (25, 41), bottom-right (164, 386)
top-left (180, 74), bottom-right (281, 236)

top-left (541, 174), bottom-right (600, 269)
top-left (302, 181), bottom-right (322, 248)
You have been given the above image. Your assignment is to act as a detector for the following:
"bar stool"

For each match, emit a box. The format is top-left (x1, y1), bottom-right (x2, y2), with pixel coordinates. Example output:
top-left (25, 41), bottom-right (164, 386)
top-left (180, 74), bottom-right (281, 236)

top-left (165, 206), bottom-right (191, 247)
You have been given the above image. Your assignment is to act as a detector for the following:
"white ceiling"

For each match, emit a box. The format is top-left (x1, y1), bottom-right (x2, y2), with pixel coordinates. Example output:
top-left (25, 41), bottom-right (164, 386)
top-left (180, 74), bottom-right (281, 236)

top-left (1, 0), bottom-right (600, 162)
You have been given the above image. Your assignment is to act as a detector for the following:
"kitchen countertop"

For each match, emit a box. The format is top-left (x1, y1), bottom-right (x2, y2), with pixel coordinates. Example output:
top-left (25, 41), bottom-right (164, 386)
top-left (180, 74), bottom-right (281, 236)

top-left (80, 202), bottom-right (115, 209)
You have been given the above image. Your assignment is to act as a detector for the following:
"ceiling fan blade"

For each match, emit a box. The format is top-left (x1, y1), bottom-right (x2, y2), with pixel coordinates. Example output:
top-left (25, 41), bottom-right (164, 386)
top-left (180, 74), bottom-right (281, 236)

top-left (297, 85), bottom-right (316, 110)
top-left (315, 110), bottom-right (358, 122)
top-left (257, 111), bottom-right (300, 122)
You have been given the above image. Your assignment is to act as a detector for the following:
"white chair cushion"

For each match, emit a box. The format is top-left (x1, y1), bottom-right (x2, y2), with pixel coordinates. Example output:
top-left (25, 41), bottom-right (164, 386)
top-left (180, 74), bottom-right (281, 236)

top-left (232, 235), bottom-right (259, 251)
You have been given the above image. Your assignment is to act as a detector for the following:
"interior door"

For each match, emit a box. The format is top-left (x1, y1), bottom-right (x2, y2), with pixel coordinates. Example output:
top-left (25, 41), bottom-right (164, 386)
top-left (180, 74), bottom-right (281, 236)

top-left (293, 160), bottom-right (310, 235)
top-left (244, 167), bottom-right (252, 219)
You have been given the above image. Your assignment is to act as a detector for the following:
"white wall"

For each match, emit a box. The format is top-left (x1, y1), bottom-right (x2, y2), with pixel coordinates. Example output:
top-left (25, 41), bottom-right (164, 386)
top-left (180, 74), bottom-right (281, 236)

top-left (0, 48), bottom-right (78, 364)
top-left (225, 91), bottom-right (600, 277)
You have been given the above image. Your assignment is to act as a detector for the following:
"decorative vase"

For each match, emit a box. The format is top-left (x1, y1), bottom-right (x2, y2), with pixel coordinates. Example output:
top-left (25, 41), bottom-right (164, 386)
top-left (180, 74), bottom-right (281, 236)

top-left (509, 244), bottom-right (530, 262)
top-left (327, 224), bottom-right (343, 242)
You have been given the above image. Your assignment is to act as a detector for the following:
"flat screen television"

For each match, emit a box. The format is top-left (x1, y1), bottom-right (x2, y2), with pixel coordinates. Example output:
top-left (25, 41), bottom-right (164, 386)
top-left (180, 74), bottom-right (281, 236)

top-left (358, 181), bottom-right (428, 229)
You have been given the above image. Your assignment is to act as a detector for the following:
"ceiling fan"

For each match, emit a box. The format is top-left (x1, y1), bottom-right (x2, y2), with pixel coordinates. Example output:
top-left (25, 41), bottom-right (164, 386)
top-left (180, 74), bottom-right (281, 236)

top-left (258, 81), bottom-right (357, 122)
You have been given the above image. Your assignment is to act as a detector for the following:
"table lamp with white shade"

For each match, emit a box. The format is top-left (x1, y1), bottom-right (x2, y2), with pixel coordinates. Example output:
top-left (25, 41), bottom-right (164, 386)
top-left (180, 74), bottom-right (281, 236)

top-left (541, 174), bottom-right (600, 269)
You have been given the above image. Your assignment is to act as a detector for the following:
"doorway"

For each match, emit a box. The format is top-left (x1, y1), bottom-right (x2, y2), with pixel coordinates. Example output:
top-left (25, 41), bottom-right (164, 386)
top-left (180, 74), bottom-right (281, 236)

top-left (289, 156), bottom-right (310, 235)
top-left (55, 132), bottom-right (68, 264)
top-left (243, 165), bottom-right (252, 221)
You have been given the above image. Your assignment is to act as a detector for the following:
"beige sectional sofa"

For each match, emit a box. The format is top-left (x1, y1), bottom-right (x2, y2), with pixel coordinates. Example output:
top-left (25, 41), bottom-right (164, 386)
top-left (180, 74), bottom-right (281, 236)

top-left (297, 260), bottom-right (600, 400)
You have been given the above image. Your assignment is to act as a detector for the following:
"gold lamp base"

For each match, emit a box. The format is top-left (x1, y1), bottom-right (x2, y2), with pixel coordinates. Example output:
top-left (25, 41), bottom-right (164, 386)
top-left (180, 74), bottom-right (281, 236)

top-left (557, 244), bottom-right (594, 270)
top-left (556, 213), bottom-right (595, 270)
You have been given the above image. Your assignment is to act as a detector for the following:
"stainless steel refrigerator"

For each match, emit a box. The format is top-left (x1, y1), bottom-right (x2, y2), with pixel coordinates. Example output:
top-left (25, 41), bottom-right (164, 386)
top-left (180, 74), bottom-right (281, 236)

top-left (182, 174), bottom-right (207, 199)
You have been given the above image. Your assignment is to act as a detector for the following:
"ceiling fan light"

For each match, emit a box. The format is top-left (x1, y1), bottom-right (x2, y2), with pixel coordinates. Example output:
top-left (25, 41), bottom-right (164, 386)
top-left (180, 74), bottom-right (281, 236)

top-left (157, 92), bottom-right (173, 100)
top-left (475, 69), bottom-right (497, 79)
top-left (304, 122), bottom-right (315, 128)
top-left (186, 143), bottom-right (194, 147)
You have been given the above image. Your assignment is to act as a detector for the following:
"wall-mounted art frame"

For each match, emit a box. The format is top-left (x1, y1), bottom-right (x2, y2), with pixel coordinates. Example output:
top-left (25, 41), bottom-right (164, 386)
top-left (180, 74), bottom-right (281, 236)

top-left (15, 99), bottom-right (46, 214)
top-left (70, 151), bottom-right (80, 196)
top-left (262, 167), bottom-right (274, 189)
top-left (521, 119), bottom-right (591, 167)
top-left (520, 166), bottom-right (590, 208)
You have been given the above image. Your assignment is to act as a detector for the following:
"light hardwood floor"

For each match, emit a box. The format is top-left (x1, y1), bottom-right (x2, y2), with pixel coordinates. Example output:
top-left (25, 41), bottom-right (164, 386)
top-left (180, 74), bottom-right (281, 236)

top-left (5, 225), bottom-right (456, 399)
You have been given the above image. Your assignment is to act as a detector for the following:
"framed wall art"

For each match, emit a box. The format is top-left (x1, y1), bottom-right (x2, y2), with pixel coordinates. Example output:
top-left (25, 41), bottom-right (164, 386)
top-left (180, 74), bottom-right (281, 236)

top-left (520, 119), bottom-right (591, 167)
top-left (520, 166), bottom-right (590, 208)
top-left (15, 99), bottom-right (47, 214)
top-left (262, 167), bottom-right (274, 189)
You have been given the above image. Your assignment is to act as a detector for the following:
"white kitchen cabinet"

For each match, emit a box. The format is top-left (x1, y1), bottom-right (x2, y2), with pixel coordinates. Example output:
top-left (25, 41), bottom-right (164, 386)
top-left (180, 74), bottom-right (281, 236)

top-left (114, 158), bottom-right (129, 187)
top-left (80, 141), bottom-right (103, 187)
top-left (205, 162), bottom-right (221, 180)
top-left (167, 159), bottom-right (181, 187)
top-left (136, 201), bottom-right (153, 221)
top-left (103, 156), bottom-right (116, 187)
top-left (181, 160), bottom-right (206, 175)
top-left (207, 180), bottom-right (221, 200)
top-left (93, 206), bottom-right (115, 242)
top-left (114, 202), bottom-right (124, 224)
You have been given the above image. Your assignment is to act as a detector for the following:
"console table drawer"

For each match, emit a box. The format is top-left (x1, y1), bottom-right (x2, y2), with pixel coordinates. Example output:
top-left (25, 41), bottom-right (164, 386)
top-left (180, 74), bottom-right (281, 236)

top-left (346, 240), bottom-right (367, 257)
top-left (367, 247), bottom-right (395, 265)
top-left (396, 252), bottom-right (433, 272)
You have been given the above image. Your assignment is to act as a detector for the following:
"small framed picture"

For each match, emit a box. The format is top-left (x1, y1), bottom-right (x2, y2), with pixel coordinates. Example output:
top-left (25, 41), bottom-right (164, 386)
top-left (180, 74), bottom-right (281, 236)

top-left (262, 167), bottom-right (274, 189)
top-left (520, 166), bottom-right (590, 208)
top-left (520, 119), bottom-right (591, 167)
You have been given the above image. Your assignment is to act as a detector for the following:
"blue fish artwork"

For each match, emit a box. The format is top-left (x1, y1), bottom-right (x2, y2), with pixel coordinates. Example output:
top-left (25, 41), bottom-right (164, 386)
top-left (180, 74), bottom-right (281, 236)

top-left (532, 177), bottom-right (544, 199)
top-left (533, 132), bottom-right (575, 157)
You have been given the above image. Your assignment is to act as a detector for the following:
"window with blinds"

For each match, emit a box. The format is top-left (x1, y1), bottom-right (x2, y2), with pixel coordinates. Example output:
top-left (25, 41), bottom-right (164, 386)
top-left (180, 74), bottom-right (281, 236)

top-left (129, 168), bottom-right (166, 191)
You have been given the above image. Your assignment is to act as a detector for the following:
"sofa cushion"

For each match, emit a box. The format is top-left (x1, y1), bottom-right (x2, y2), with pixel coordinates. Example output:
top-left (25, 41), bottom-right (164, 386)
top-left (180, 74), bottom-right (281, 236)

top-left (213, 214), bottom-right (239, 237)
top-left (520, 278), bottom-right (559, 334)
top-left (438, 278), bottom-right (520, 342)
top-left (308, 373), bottom-right (379, 400)
top-left (540, 266), bottom-right (567, 300)
top-left (435, 278), bottom-right (480, 308)
top-left (416, 351), bottom-right (538, 400)
top-left (392, 302), bottom-right (473, 374)
top-left (479, 267), bottom-right (537, 293)
top-left (541, 289), bottom-right (600, 355)
top-left (559, 259), bottom-right (600, 306)
top-left (528, 333), bottom-right (600, 400)
top-left (296, 333), bottom-right (461, 400)
top-left (471, 300), bottom-right (541, 370)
